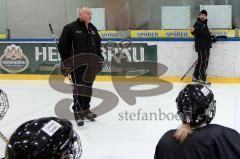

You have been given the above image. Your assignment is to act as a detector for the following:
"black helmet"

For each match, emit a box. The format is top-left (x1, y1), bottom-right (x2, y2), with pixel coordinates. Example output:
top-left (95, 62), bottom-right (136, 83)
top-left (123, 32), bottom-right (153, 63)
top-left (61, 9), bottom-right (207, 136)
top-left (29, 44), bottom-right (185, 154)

top-left (6, 117), bottom-right (82, 159)
top-left (200, 9), bottom-right (208, 16)
top-left (176, 84), bottom-right (216, 127)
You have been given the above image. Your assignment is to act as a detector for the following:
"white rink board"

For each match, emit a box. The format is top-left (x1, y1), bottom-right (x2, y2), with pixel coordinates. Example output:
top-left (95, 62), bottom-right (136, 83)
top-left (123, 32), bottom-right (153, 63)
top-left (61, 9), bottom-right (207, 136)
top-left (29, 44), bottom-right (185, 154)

top-left (157, 41), bottom-right (240, 77)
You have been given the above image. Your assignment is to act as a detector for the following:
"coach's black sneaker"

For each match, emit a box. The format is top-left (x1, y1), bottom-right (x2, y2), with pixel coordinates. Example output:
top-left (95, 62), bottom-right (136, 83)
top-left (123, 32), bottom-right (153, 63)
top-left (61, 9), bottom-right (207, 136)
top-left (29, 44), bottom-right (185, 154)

top-left (84, 110), bottom-right (96, 122)
top-left (200, 80), bottom-right (211, 86)
top-left (192, 77), bottom-right (201, 83)
top-left (74, 112), bottom-right (84, 126)
top-left (88, 110), bottom-right (97, 118)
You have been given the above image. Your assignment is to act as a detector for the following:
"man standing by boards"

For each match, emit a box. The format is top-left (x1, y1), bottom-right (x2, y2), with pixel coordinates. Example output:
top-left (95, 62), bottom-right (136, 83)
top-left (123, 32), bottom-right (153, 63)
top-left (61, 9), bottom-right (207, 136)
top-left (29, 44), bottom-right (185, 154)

top-left (58, 7), bottom-right (104, 126)
top-left (191, 10), bottom-right (213, 85)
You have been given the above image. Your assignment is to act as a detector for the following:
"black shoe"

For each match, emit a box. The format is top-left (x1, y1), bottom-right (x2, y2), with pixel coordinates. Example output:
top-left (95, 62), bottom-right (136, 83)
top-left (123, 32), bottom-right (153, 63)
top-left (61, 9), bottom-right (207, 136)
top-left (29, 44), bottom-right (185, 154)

top-left (84, 111), bottom-right (96, 122)
top-left (88, 110), bottom-right (97, 118)
top-left (200, 80), bottom-right (211, 85)
top-left (192, 77), bottom-right (201, 83)
top-left (74, 112), bottom-right (84, 126)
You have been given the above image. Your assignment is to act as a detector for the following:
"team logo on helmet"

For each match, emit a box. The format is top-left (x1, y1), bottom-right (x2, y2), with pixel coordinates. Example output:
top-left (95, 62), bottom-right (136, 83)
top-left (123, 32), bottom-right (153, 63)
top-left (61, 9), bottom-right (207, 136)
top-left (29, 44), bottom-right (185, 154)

top-left (0, 44), bottom-right (29, 73)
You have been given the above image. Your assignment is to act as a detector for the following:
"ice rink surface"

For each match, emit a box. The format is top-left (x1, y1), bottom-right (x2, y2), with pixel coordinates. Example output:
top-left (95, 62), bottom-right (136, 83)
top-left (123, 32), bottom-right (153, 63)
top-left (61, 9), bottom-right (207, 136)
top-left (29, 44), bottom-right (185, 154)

top-left (0, 80), bottom-right (240, 158)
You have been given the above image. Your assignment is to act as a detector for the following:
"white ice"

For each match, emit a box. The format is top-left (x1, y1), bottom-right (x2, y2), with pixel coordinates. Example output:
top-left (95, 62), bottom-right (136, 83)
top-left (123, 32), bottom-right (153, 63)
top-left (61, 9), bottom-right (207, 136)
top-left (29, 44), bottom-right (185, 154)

top-left (0, 80), bottom-right (240, 159)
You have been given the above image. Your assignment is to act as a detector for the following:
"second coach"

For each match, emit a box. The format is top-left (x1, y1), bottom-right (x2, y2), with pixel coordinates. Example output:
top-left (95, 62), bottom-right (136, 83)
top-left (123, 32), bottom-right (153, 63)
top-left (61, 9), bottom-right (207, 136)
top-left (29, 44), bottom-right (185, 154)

top-left (58, 7), bottom-right (104, 126)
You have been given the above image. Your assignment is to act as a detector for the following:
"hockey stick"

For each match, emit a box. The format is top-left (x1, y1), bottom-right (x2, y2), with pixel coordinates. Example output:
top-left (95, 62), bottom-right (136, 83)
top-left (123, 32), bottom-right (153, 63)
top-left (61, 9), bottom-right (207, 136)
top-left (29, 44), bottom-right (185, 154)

top-left (211, 35), bottom-right (228, 43)
top-left (180, 35), bottom-right (228, 81)
top-left (180, 60), bottom-right (198, 81)
top-left (48, 24), bottom-right (86, 123)
top-left (48, 23), bottom-right (73, 83)
top-left (48, 23), bottom-right (58, 48)
top-left (216, 35), bottom-right (228, 40)
top-left (0, 89), bottom-right (9, 144)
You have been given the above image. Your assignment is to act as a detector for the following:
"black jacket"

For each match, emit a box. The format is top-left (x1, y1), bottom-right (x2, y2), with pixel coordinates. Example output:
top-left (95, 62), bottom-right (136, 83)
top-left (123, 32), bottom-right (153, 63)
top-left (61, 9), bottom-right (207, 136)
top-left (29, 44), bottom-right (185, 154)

top-left (154, 124), bottom-right (240, 159)
top-left (191, 18), bottom-right (212, 52)
top-left (58, 19), bottom-right (103, 61)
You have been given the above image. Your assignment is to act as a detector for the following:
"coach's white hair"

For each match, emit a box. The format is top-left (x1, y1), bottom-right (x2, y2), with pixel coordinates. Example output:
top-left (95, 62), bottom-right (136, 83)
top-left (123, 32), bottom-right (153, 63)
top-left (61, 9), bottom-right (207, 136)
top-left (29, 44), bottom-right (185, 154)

top-left (79, 7), bottom-right (92, 15)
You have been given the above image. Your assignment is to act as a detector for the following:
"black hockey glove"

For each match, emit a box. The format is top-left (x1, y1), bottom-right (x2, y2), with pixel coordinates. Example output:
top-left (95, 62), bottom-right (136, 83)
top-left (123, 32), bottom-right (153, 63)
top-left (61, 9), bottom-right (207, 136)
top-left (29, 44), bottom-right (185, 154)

top-left (211, 35), bottom-right (217, 44)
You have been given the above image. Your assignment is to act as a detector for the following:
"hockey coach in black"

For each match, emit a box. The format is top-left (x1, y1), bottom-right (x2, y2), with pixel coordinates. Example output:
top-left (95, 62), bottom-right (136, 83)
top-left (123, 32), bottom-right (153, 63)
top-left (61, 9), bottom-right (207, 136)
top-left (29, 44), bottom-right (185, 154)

top-left (191, 10), bottom-right (214, 85)
top-left (154, 84), bottom-right (240, 159)
top-left (58, 7), bottom-right (104, 126)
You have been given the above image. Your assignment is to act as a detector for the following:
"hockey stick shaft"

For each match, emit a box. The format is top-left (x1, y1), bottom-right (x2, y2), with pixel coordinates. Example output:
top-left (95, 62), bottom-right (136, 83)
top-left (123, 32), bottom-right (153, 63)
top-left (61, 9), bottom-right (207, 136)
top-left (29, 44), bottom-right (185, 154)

top-left (48, 23), bottom-right (59, 48)
top-left (180, 60), bottom-right (197, 81)
top-left (48, 23), bottom-right (54, 35)
top-left (216, 35), bottom-right (228, 40)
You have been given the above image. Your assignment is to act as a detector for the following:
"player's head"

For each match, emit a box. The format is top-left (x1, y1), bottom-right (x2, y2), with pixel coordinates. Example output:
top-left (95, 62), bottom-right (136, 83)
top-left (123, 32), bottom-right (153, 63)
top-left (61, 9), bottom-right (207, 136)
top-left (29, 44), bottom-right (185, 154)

top-left (79, 7), bottom-right (92, 24)
top-left (199, 9), bottom-right (208, 21)
top-left (176, 84), bottom-right (216, 127)
top-left (5, 117), bottom-right (82, 159)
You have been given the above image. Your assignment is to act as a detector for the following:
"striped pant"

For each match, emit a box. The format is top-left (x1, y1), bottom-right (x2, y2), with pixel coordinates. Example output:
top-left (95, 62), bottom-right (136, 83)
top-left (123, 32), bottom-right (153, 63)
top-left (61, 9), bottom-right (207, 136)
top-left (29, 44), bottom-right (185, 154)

top-left (193, 49), bottom-right (210, 81)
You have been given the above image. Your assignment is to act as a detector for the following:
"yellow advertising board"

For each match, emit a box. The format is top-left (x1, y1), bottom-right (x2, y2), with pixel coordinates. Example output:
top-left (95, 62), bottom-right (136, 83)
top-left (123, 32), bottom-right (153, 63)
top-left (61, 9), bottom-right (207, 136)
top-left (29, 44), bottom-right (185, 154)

top-left (0, 34), bottom-right (6, 39)
top-left (99, 30), bottom-right (236, 38)
top-left (131, 30), bottom-right (235, 38)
